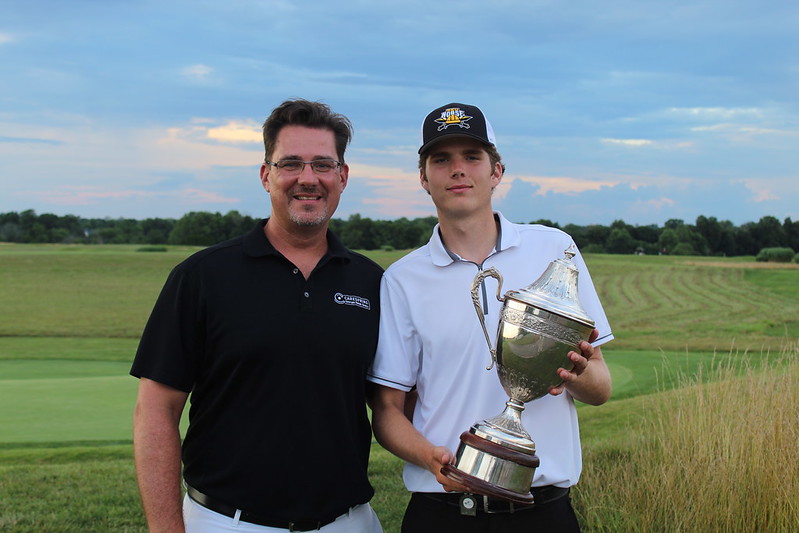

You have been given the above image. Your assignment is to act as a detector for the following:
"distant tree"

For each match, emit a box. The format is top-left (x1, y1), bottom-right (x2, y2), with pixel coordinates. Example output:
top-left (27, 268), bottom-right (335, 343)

top-left (0, 221), bottom-right (21, 242)
top-left (410, 216), bottom-right (437, 248)
top-left (734, 223), bottom-right (759, 256)
top-left (220, 210), bottom-right (257, 240)
top-left (663, 218), bottom-right (685, 230)
top-left (384, 218), bottom-right (419, 250)
top-left (671, 242), bottom-right (697, 255)
top-left (0, 211), bottom-right (22, 242)
top-left (583, 224), bottom-right (611, 250)
top-left (784, 217), bottom-right (799, 252)
top-left (562, 223), bottom-right (585, 249)
top-left (716, 220), bottom-right (738, 256)
top-left (141, 218), bottom-right (176, 244)
top-left (113, 218), bottom-right (144, 244)
top-left (530, 219), bottom-right (561, 229)
top-left (605, 228), bottom-right (637, 254)
top-left (695, 216), bottom-right (724, 254)
top-left (337, 214), bottom-right (377, 250)
top-left (610, 219), bottom-right (634, 232)
top-left (3, 209), bottom-right (797, 255)
top-left (582, 243), bottom-right (606, 254)
top-left (169, 212), bottom-right (224, 245)
top-left (658, 228), bottom-right (679, 254)
top-left (676, 224), bottom-right (708, 256)
top-left (629, 224), bottom-right (660, 246)
top-left (750, 216), bottom-right (785, 248)
top-left (24, 222), bottom-right (48, 243)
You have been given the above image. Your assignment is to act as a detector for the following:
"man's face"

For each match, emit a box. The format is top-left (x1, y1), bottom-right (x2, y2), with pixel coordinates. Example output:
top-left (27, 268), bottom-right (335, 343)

top-left (260, 125), bottom-right (348, 229)
top-left (420, 137), bottom-right (502, 218)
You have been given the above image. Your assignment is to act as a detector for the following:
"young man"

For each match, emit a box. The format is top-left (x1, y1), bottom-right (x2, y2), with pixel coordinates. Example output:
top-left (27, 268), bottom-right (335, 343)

top-left (369, 103), bottom-right (613, 532)
top-left (132, 99), bottom-right (384, 533)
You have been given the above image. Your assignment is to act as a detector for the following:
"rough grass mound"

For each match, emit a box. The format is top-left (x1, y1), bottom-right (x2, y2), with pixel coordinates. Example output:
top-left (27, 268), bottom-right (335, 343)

top-left (755, 247), bottom-right (795, 262)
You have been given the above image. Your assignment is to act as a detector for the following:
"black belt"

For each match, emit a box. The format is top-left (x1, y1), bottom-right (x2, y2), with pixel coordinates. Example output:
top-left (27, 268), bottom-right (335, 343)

top-left (186, 485), bottom-right (338, 531)
top-left (419, 485), bottom-right (570, 514)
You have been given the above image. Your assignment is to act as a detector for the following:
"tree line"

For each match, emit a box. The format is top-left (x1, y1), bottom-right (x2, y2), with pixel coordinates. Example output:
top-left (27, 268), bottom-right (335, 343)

top-left (2, 209), bottom-right (798, 257)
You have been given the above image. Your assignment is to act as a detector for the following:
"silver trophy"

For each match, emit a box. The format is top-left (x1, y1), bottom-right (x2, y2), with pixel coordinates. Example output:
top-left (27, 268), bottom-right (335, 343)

top-left (441, 247), bottom-right (595, 503)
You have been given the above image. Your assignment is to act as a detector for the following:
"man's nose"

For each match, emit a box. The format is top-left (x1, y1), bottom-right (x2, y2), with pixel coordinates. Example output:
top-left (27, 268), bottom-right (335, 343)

top-left (297, 164), bottom-right (320, 184)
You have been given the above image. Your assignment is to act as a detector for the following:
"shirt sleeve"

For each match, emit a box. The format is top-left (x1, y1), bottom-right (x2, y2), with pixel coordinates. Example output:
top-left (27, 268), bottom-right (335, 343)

top-left (367, 271), bottom-right (419, 392)
top-left (130, 264), bottom-right (204, 392)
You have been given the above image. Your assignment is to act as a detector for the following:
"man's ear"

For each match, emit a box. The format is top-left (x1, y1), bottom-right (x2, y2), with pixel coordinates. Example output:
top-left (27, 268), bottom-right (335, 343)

top-left (339, 163), bottom-right (350, 192)
top-left (260, 163), bottom-right (270, 193)
top-left (490, 161), bottom-right (503, 189)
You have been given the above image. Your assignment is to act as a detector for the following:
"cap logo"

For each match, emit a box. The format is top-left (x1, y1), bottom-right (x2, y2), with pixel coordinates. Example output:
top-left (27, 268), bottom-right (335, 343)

top-left (435, 107), bottom-right (472, 131)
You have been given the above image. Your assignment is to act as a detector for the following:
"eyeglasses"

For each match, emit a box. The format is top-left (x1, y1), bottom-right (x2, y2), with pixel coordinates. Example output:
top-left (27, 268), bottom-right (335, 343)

top-left (265, 159), bottom-right (342, 174)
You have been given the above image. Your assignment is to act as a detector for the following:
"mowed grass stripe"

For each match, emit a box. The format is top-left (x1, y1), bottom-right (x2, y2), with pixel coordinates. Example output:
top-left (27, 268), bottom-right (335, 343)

top-left (0, 359), bottom-right (131, 380)
top-left (0, 249), bottom-right (195, 338)
top-left (0, 371), bottom-right (138, 443)
top-left (0, 337), bottom-right (139, 363)
top-left (600, 260), bottom-right (799, 351)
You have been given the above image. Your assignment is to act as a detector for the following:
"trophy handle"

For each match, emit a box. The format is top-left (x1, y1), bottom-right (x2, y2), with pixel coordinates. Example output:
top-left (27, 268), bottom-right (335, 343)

top-left (471, 267), bottom-right (505, 370)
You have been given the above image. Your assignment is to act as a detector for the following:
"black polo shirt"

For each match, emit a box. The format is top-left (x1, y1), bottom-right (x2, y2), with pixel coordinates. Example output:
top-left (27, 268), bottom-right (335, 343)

top-left (131, 220), bottom-right (383, 522)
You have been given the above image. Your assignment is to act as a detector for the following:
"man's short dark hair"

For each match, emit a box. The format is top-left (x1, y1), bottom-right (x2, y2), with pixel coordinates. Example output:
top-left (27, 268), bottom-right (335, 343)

top-left (262, 99), bottom-right (353, 162)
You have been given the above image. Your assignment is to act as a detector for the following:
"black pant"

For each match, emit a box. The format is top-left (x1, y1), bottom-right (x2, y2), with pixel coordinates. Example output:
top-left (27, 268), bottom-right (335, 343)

top-left (401, 492), bottom-right (581, 533)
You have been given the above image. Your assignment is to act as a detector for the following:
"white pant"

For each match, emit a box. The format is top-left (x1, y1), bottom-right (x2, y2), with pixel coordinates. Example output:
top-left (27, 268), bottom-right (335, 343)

top-left (183, 494), bottom-right (383, 533)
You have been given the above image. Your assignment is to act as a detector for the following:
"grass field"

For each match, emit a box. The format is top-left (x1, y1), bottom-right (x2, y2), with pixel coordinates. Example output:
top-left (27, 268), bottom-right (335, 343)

top-left (1, 244), bottom-right (797, 532)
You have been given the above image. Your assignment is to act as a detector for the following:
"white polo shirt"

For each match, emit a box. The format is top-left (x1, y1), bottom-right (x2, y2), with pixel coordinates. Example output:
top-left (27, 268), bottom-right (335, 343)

top-left (368, 212), bottom-right (613, 493)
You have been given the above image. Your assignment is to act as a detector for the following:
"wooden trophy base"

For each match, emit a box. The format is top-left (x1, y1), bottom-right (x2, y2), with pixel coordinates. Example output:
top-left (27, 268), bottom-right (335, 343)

top-left (441, 464), bottom-right (535, 504)
top-left (441, 431), bottom-right (538, 504)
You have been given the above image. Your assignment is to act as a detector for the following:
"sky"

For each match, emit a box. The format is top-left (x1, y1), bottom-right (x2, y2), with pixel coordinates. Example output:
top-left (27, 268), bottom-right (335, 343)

top-left (1, 0), bottom-right (797, 227)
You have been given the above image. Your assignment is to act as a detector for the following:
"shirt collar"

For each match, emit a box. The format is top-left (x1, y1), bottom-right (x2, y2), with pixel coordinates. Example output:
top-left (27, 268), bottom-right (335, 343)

top-left (243, 219), bottom-right (349, 262)
top-left (429, 211), bottom-right (520, 266)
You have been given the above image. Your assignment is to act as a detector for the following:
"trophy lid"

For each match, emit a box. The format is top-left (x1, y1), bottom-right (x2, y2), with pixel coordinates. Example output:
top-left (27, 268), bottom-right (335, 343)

top-left (506, 246), bottom-right (595, 328)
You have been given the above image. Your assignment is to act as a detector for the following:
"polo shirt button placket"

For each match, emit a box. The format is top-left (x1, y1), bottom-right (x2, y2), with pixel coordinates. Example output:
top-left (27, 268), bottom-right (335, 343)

top-left (300, 287), bottom-right (312, 310)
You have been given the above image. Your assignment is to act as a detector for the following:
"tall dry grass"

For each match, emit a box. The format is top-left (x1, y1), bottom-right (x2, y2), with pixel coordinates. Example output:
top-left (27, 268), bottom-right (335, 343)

top-left (577, 342), bottom-right (799, 532)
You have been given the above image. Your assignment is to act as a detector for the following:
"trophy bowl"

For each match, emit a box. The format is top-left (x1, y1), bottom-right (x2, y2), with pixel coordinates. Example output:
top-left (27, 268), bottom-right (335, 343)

top-left (441, 247), bottom-right (595, 503)
top-left (495, 298), bottom-right (595, 403)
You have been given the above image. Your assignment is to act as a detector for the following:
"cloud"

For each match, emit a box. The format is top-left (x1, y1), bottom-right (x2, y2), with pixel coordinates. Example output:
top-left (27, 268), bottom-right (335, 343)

top-left (500, 175), bottom-right (620, 197)
top-left (154, 123), bottom-right (261, 168)
top-left (690, 124), bottom-right (789, 136)
top-left (344, 163), bottom-right (432, 218)
top-left (180, 64), bottom-right (214, 82)
top-left (601, 138), bottom-right (653, 147)
top-left (0, 32), bottom-right (13, 44)
top-left (739, 177), bottom-right (791, 203)
top-left (206, 120), bottom-right (263, 144)
top-left (669, 107), bottom-right (763, 119)
top-left (637, 197), bottom-right (675, 210)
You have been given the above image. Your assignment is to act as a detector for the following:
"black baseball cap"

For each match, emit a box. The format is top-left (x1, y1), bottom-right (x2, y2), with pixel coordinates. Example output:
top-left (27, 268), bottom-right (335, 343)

top-left (418, 103), bottom-right (497, 154)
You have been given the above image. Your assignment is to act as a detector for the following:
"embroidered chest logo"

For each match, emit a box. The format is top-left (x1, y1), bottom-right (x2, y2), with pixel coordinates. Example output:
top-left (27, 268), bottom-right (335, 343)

top-left (434, 107), bottom-right (472, 131)
top-left (334, 292), bottom-right (371, 310)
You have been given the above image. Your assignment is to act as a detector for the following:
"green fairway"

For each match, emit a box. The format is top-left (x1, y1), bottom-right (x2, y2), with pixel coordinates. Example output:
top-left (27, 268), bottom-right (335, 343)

top-left (0, 362), bottom-right (137, 442)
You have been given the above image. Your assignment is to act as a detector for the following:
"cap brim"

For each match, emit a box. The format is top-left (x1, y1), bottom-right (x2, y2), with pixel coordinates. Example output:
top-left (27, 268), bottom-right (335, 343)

top-left (418, 133), bottom-right (495, 154)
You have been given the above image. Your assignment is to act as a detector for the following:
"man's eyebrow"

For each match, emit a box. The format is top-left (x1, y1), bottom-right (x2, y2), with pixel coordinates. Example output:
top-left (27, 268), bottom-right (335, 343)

top-left (276, 154), bottom-right (336, 160)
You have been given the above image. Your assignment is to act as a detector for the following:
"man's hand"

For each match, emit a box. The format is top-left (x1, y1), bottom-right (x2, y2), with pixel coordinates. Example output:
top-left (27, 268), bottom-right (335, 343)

top-left (429, 446), bottom-right (470, 492)
top-left (548, 329), bottom-right (611, 405)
